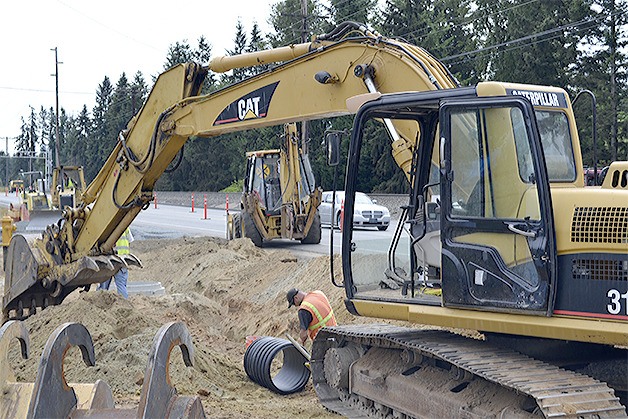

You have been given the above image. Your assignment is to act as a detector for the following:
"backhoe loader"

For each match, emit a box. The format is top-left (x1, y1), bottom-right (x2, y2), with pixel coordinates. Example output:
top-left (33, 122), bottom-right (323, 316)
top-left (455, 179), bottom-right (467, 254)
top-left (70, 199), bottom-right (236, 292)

top-left (228, 122), bottom-right (321, 246)
top-left (1, 22), bottom-right (626, 417)
top-left (12, 171), bottom-right (60, 233)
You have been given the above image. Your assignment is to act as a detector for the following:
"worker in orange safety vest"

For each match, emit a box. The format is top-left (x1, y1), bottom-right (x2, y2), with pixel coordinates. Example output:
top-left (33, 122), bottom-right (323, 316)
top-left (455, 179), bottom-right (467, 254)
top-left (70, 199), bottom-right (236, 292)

top-left (287, 288), bottom-right (337, 344)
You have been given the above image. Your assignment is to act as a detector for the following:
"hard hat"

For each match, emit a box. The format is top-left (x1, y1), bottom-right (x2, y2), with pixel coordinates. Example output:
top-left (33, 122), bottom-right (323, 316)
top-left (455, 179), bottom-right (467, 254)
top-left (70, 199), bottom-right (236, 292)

top-left (287, 288), bottom-right (299, 308)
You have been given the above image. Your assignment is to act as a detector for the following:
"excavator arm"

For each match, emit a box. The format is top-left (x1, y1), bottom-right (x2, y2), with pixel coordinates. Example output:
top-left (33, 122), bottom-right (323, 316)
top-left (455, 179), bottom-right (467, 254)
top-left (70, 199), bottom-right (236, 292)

top-left (2, 22), bottom-right (458, 321)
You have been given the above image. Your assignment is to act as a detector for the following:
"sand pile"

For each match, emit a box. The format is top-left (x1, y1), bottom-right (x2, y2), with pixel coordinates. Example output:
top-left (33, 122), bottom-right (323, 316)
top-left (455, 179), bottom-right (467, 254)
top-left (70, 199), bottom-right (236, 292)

top-left (4, 237), bottom-right (354, 418)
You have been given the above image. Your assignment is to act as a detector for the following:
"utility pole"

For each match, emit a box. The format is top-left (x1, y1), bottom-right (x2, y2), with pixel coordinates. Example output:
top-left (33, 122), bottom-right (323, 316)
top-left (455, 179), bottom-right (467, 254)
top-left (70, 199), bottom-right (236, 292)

top-left (51, 47), bottom-right (62, 170)
top-left (300, 0), bottom-right (309, 154)
top-left (3, 136), bottom-right (9, 188)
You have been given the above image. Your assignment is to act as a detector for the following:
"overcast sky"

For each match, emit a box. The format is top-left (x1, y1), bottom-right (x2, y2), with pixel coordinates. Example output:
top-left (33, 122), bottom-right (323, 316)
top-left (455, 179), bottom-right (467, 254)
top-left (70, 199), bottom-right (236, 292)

top-left (0, 0), bottom-right (277, 152)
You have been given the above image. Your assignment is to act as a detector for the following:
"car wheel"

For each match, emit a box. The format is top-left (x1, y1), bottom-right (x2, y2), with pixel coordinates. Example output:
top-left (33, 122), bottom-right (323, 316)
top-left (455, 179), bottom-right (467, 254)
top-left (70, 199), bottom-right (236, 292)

top-left (377, 225), bottom-right (388, 231)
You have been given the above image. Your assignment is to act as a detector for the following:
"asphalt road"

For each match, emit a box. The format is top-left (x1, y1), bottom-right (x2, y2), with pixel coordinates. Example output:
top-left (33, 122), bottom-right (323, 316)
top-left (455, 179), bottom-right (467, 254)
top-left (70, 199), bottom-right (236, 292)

top-left (132, 203), bottom-right (398, 258)
top-left (0, 193), bottom-right (398, 259)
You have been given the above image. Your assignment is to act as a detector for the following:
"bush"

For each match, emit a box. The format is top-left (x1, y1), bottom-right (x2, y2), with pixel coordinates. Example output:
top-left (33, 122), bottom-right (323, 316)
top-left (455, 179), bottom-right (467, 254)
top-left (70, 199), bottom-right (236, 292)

top-left (220, 179), bottom-right (243, 193)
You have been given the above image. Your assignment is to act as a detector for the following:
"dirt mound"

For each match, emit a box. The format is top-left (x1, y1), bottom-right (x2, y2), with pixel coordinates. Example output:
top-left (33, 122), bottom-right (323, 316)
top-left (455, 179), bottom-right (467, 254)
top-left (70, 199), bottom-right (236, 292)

top-left (4, 237), bottom-right (360, 418)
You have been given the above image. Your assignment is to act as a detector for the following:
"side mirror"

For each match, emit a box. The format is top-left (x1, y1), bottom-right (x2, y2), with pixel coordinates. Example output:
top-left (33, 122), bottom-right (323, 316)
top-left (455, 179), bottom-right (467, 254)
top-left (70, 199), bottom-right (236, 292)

top-left (325, 132), bottom-right (340, 167)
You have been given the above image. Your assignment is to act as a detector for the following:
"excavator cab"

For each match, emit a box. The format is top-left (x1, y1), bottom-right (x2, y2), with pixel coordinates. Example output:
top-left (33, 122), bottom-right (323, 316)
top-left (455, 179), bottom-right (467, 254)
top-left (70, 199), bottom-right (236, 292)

top-left (341, 83), bottom-right (626, 330)
top-left (341, 88), bottom-right (560, 318)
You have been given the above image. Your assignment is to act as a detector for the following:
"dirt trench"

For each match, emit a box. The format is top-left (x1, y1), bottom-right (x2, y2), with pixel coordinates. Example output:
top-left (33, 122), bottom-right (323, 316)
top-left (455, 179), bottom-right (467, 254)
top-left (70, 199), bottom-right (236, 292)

top-left (3, 236), bottom-right (381, 418)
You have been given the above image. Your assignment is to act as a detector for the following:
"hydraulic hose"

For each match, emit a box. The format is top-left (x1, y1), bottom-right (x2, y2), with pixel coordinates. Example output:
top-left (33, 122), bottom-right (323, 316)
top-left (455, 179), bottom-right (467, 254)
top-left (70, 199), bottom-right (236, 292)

top-left (243, 336), bottom-right (310, 395)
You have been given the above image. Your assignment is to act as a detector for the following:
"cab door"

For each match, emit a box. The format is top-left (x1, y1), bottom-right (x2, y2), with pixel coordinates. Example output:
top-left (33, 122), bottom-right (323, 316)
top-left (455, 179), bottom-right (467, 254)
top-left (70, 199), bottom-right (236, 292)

top-left (439, 97), bottom-right (557, 315)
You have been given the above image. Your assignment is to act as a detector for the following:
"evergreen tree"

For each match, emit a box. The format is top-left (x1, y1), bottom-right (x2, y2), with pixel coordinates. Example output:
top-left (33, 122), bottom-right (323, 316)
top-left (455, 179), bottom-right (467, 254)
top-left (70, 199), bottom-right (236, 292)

top-left (590, 0), bottom-right (627, 161)
top-left (163, 37), bottom-right (215, 93)
top-left (103, 73), bottom-right (133, 157)
top-left (195, 35), bottom-right (216, 93)
top-left (221, 20), bottom-right (249, 84)
top-left (378, 0), bottom-right (479, 85)
top-left (129, 71), bottom-right (148, 115)
top-left (328, 0), bottom-right (376, 26)
top-left (473, 0), bottom-right (590, 86)
top-left (268, 0), bottom-right (326, 47)
top-left (88, 77), bottom-right (114, 180)
top-left (248, 22), bottom-right (267, 52)
top-left (569, 0), bottom-right (627, 165)
top-left (45, 107), bottom-right (57, 167)
top-left (62, 106), bottom-right (91, 167)
top-left (194, 35), bottom-right (213, 63)
top-left (163, 40), bottom-right (193, 70)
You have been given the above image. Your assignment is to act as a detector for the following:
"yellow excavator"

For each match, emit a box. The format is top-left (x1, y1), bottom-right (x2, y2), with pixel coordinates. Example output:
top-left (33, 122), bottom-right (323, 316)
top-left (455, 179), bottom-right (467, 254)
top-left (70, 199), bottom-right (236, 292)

top-left (228, 122), bottom-right (322, 246)
top-left (1, 22), bottom-right (626, 417)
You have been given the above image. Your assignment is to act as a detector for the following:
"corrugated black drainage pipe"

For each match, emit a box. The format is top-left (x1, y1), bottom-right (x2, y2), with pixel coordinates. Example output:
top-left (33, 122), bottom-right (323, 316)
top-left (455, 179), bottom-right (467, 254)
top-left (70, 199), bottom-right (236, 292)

top-left (243, 336), bottom-right (310, 395)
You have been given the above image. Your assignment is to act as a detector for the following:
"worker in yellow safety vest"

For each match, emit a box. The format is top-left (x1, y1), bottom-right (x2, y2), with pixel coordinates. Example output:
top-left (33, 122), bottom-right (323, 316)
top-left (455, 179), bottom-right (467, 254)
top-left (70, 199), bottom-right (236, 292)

top-left (287, 288), bottom-right (337, 344)
top-left (98, 228), bottom-right (133, 298)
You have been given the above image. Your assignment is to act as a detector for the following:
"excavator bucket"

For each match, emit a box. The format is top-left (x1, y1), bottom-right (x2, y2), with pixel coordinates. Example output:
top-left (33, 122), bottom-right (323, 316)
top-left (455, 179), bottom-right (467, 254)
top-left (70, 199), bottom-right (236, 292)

top-left (0, 320), bottom-right (206, 418)
top-left (2, 234), bottom-right (142, 321)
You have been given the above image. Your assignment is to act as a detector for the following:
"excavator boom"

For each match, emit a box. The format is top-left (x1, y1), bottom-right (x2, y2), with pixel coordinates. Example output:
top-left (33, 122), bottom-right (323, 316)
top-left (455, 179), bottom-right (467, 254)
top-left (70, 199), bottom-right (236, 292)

top-left (2, 23), bottom-right (457, 320)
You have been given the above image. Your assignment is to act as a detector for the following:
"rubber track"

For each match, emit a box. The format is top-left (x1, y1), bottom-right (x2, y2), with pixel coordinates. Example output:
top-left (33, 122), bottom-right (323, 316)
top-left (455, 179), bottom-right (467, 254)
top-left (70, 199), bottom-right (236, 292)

top-left (312, 324), bottom-right (627, 418)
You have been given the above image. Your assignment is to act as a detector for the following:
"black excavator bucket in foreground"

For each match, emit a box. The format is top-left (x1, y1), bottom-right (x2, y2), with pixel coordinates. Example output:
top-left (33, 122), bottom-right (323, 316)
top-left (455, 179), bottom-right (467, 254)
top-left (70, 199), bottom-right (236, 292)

top-left (2, 234), bottom-right (142, 322)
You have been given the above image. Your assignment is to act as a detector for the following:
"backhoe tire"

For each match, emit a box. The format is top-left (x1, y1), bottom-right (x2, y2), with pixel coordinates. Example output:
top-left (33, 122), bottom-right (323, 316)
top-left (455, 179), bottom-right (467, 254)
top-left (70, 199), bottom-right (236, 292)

top-left (231, 214), bottom-right (242, 239)
top-left (301, 211), bottom-right (321, 244)
top-left (242, 211), bottom-right (263, 247)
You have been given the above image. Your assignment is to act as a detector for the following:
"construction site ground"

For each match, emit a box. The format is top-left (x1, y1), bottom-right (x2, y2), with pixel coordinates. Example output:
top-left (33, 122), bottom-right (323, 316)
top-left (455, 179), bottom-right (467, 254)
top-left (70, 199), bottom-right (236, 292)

top-left (1, 235), bottom-right (391, 418)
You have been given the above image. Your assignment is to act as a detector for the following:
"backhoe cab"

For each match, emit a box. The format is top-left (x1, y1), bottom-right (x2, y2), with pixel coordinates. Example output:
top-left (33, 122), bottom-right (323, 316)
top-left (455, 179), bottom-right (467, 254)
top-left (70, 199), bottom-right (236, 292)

top-left (50, 166), bottom-right (86, 209)
top-left (228, 123), bottom-right (322, 246)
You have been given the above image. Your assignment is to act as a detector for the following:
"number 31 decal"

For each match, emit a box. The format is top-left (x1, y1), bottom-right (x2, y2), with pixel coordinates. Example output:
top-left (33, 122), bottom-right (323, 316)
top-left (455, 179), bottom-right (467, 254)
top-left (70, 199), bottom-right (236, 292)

top-left (607, 289), bottom-right (628, 315)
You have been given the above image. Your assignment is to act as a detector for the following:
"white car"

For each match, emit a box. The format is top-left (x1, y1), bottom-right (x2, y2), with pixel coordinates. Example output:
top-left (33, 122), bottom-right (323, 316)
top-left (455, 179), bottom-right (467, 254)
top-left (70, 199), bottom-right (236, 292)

top-left (320, 191), bottom-right (390, 231)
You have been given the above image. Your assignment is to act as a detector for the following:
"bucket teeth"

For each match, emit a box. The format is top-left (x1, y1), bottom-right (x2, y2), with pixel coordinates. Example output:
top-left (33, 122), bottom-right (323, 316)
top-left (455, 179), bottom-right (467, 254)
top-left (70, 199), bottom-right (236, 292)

top-left (59, 254), bottom-right (142, 287)
top-left (91, 255), bottom-right (116, 272)
top-left (121, 253), bottom-right (143, 268)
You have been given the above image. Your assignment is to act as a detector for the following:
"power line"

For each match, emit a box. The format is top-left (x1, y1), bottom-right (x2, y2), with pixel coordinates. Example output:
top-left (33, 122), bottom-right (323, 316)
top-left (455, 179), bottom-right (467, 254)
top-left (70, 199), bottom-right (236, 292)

top-left (0, 86), bottom-right (93, 95)
top-left (441, 9), bottom-right (627, 63)
top-left (55, 0), bottom-right (162, 52)
top-left (400, 0), bottom-right (539, 43)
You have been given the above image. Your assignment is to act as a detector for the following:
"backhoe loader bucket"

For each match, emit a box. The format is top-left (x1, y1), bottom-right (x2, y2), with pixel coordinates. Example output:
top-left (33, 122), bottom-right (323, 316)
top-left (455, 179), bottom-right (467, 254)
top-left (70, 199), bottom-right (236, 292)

top-left (0, 321), bottom-right (206, 418)
top-left (2, 234), bottom-right (142, 321)
top-left (14, 210), bottom-right (62, 233)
